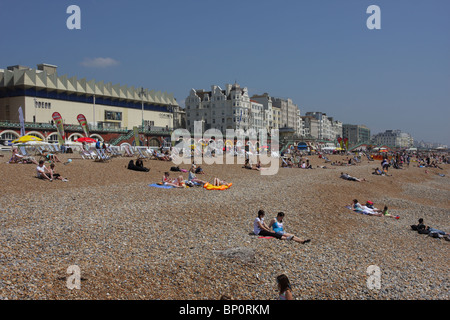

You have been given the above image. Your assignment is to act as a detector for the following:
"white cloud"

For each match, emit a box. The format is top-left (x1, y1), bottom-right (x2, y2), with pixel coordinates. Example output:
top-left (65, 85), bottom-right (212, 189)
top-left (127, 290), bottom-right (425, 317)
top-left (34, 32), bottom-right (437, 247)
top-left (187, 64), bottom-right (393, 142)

top-left (80, 57), bottom-right (119, 68)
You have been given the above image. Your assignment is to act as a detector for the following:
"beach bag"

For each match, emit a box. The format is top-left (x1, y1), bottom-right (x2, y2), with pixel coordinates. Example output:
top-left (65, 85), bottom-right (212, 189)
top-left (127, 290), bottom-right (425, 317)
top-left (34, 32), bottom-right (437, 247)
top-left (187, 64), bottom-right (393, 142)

top-left (170, 166), bottom-right (181, 172)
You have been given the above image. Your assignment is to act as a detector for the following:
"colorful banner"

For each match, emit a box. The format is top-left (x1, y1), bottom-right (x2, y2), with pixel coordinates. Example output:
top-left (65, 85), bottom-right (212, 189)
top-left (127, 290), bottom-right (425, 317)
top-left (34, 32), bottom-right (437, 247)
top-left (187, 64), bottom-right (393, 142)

top-left (133, 126), bottom-right (140, 146)
top-left (77, 114), bottom-right (89, 137)
top-left (344, 138), bottom-right (349, 150)
top-left (337, 137), bottom-right (343, 149)
top-left (52, 112), bottom-right (66, 145)
top-left (18, 106), bottom-right (25, 136)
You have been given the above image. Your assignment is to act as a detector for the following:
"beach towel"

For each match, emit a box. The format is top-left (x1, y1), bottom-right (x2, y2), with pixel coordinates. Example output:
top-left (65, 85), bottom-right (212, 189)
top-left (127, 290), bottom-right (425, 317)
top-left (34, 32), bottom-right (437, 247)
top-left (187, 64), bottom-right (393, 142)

top-left (148, 183), bottom-right (175, 189)
top-left (258, 236), bottom-right (275, 239)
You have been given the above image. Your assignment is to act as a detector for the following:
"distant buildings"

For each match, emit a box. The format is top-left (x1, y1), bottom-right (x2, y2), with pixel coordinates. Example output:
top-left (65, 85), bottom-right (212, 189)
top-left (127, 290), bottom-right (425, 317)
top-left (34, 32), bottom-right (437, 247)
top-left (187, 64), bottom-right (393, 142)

top-left (342, 124), bottom-right (371, 146)
top-left (303, 112), bottom-right (342, 141)
top-left (371, 129), bottom-right (413, 148)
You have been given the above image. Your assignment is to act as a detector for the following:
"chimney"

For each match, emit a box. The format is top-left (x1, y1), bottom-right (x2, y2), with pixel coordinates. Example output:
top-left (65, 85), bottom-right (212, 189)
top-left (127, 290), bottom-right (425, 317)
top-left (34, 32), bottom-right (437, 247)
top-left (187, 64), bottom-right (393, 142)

top-left (37, 63), bottom-right (57, 75)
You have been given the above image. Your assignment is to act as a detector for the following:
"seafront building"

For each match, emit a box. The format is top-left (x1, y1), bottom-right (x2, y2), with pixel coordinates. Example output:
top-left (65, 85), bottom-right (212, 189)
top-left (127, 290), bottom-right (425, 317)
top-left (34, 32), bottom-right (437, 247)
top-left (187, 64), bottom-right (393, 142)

top-left (342, 124), bottom-right (371, 147)
top-left (371, 129), bottom-right (414, 148)
top-left (0, 63), bottom-right (179, 146)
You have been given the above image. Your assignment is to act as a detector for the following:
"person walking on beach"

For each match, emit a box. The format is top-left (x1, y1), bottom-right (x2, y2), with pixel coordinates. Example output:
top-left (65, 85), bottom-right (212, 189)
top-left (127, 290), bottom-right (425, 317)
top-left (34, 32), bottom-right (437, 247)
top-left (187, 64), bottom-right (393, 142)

top-left (276, 274), bottom-right (294, 300)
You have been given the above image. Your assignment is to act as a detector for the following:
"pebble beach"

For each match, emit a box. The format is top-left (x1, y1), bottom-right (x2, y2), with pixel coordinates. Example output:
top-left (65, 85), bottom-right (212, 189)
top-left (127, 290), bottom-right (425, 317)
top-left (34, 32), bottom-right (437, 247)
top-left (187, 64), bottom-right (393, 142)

top-left (0, 151), bottom-right (449, 300)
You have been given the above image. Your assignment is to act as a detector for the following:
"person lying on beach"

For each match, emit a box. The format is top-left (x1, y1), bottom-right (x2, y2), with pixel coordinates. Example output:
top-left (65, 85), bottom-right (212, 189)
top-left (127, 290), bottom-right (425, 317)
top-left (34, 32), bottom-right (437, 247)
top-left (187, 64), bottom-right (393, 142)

top-left (411, 218), bottom-right (450, 239)
top-left (162, 172), bottom-right (185, 188)
top-left (213, 177), bottom-right (231, 187)
top-left (340, 172), bottom-right (366, 182)
top-left (42, 151), bottom-right (61, 163)
top-left (349, 199), bottom-right (381, 215)
top-left (48, 163), bottom-right (69, 182)
top-left (380, 206), bottom-right (399, 219)
top-left (36, 160), bottom-right (53, 181)
top-left (268, 212), bottom-right (310, 244)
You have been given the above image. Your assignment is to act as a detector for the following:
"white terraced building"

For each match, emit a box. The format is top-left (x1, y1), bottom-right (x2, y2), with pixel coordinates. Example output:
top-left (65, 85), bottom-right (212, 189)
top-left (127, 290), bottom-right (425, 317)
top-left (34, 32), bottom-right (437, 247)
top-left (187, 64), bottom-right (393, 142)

top-left (185, 83), bottom-right (253, 133)
top-left (0, 63), bottom-right (178, 132)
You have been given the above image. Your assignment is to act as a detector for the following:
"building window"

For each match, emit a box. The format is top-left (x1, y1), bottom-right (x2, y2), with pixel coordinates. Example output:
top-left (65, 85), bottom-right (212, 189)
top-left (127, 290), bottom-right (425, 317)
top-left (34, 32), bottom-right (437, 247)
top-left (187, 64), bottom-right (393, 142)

top-left (105, 110), bottom-right (122, 121)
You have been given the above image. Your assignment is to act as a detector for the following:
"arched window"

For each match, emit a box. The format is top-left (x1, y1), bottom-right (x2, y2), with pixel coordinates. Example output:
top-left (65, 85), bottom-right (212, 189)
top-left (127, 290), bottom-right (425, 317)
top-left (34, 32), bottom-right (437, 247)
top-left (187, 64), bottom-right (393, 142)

top-left (148, 138), bottom-right (160, 147)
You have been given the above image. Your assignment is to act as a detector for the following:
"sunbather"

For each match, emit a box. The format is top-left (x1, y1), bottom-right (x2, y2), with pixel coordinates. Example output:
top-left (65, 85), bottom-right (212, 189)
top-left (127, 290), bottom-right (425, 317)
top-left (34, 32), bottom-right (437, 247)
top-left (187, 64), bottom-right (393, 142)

top-left (340, 172), bottom-right (365, 182)
top-left (42, 151), bottom-right (61, 163)
top-left (162, 172), bottom-right (185, 188)
top-left (213, 177), bottom-right (231, 187)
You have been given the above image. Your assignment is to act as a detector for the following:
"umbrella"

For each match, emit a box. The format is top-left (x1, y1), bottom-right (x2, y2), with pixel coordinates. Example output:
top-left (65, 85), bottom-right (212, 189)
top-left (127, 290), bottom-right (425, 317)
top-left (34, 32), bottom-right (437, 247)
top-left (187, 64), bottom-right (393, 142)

top-left (12, 135), bottom-right (42, 144)
top-left (76, 137), bottom-right (97, 143)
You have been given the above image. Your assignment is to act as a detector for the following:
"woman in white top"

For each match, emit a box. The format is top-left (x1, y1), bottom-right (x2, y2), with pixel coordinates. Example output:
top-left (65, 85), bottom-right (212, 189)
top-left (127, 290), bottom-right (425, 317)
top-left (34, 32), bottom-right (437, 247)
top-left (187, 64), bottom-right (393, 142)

top-left (36, 160), bottom-right (53, 181)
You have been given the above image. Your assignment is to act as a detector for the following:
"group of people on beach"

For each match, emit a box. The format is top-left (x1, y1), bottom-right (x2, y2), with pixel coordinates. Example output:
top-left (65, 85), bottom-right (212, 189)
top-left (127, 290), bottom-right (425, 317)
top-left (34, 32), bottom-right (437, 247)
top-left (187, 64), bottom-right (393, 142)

top-left (160, 164), bottom-right (231, 189)
top-left (348, 199), bottom-right (399, 219)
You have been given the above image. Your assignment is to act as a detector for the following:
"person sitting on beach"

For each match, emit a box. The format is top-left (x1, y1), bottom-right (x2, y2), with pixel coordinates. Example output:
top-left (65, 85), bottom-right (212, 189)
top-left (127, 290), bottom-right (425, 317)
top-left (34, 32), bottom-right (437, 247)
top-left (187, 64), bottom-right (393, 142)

top-left (268, 212), bottom-right (310, 244)
top-left (127, 160), bottom-right (149, 172)
top-left (276, 274), bottom-right (294, 300)
top-left (188, 165), bottom-right (207, 185)
top-left (9, 148), bottom-right (38, 164)
top-left (253, 210), bottom-right (291, 240)
top-left (48, 163), bottom-right (69, 182)
top-left (36, 160), bottom-right (53, 181)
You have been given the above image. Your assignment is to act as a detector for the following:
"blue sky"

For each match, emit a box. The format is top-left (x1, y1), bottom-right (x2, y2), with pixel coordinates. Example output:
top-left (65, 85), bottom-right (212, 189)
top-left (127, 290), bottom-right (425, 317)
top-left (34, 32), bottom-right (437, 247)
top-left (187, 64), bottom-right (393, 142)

top-left (1, 0), bottom-right (449, 145)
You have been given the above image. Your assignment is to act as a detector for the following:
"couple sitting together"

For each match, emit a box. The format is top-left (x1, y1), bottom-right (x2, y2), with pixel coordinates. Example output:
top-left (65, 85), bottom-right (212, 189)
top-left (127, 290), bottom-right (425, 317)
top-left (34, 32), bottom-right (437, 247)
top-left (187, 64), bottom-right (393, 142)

top-left (253, 210), bottom-right (310, 244)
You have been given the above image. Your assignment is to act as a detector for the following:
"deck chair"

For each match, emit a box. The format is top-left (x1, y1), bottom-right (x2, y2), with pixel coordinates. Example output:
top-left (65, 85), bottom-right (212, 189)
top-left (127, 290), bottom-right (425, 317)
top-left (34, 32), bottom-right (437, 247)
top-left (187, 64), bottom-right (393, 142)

top-left (80, 149), bottom-right (94, 159)
top-left (106, 146), bottom-right (120, 157)
top-left (136, 148), bottom-right (148, 160)
top-left (96, 148), bottom-right (111, 162)
top-left (144, 148), bottom-right (155, 159)
top-left (123, 145), bottom-right (135, 157)
top-left (19, 146), bottom-right (31, 157)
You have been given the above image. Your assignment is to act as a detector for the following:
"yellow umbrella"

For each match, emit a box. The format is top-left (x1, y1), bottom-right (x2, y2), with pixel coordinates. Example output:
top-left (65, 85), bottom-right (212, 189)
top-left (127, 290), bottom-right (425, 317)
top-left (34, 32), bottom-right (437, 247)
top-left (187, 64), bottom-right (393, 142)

top-left (12, 135), bottom-right (43, 144)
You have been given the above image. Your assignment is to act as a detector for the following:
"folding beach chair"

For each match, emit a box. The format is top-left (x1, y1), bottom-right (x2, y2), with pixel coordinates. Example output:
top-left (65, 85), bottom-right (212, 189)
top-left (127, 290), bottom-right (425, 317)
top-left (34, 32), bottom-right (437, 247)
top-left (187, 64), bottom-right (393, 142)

top-left (123, 145), bottom-right (135, 157)
top-left (97, 148), bottom-right (111, 162)
top-left (79, 149), bottom-right (93, 159)
top-left (136, 148), bottom-right (148, 160)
